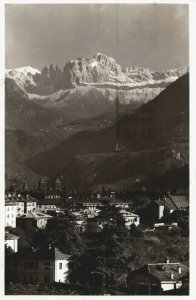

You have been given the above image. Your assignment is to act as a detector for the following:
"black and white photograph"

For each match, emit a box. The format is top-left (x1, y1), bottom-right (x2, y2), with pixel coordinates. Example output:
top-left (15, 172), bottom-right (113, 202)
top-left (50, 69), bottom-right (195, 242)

top-left (4, 2), bottom-right (190, 296)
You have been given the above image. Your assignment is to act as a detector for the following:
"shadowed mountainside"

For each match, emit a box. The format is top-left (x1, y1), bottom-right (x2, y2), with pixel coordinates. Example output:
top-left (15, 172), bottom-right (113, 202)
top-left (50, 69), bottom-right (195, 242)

top-left (25, 73), bottom-right (189, 190)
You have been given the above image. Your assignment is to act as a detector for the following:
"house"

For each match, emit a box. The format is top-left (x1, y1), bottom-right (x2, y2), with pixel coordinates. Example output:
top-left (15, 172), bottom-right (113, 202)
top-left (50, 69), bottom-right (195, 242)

top-left (111, 200), bottom-right (130, 209)
top-left (82, 200), bottom-right (103, 209)
top-left (13, 196), bottom-right (37, 216)
top-left (147, 195), bottom-right (189, 223)
top-left (36, 203), bottom-right (58, 214)
top-left (5, 231), bottom-right (19, 252)
top-left (5, 200), bottom-right (17, 228)
top-left (126, 259), bottom-right (189, 295)
top-left (16, 201), bottom-right (25, 216)
top-left (120, 210), bottom-right (140, 229)
top-left (16, 211), bottom-right (52, 229)
top-left (9, 246), bottom-right (70, 284)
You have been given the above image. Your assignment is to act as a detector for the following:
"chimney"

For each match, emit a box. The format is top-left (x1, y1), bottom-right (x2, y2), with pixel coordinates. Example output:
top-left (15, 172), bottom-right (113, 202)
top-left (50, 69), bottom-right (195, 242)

top-left (166, 258), bottom-right (170, 264)
top-left (170, 271), bottom-right (174, 280)
top-left (177, 265), bottom-right (182, 274)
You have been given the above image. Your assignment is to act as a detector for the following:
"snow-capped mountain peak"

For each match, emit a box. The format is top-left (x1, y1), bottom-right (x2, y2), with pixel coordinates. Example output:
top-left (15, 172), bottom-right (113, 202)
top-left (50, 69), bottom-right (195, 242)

top-left (6, 66), bottom-right (40, 91)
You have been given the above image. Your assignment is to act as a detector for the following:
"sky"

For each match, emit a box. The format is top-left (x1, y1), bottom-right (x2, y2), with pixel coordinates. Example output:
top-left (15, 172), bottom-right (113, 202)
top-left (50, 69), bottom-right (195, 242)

top-left (5, 4), bottom-right (189, 71)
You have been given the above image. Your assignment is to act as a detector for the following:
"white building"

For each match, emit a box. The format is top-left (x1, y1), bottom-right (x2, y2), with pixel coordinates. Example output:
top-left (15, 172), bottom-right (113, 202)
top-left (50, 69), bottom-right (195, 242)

top-left (127, 259), bottom-right (189, 295)
top-left (16, 211), bottom-right (52, 229)
top-left (25, 200), bottom-right (37, 213)
top-left (120, 209), bottom-right (140, 228)
top-left (5, 231), bottom-right (19, 252)
top-left (16, 201), bottom-right (25, 216)
top-left (10, 247), bottom-right (70, 284)
top-left (5, 201), bottom-right (17, 228)
top-left (36, 203), bottom-right (57, 213)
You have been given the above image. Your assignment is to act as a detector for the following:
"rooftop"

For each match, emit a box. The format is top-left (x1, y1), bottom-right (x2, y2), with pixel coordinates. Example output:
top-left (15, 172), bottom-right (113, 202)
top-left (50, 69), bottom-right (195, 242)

top-left (148, 262), bottom-right (188, 282)
top-left (55, 178), bottom-right (61, 184)
top-left (169, 195), bottom-right (189, 209)
top-left (17, 211), bottom-right (52, 220)
top-left (127, 262), bottom-right (189, 282)
top-left (11, 247), bottom-right (70, 261)
top-left (153, 196), bottom-right (189, 211)
top-left (5, 232), bottom-right (20, 240)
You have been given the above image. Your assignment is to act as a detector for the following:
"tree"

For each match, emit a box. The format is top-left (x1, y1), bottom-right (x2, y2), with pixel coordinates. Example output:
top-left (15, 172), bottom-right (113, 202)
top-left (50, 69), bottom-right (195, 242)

top-left (68, 204), bottom-right (128, 293)
top-left (44, 208), bottom-right (85, 255)
top-left (129, 224), bottom-right (143, 238)
top-left (97, 203), bottom-right (127, 239)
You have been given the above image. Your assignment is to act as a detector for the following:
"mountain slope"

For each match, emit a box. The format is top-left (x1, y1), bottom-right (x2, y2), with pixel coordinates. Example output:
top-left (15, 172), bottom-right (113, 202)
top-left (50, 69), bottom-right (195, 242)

top-left (25, 73), bottom-right (189, 189)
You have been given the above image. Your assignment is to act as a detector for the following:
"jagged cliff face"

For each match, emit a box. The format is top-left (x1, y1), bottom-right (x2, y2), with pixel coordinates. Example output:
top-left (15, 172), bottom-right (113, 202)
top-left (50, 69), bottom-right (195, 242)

top-left (5, 53), bottom-right (187, 130)
top-left (61, 53), bottom-right (186, 87)
top-left (6, 53), bottom-right (187, 95)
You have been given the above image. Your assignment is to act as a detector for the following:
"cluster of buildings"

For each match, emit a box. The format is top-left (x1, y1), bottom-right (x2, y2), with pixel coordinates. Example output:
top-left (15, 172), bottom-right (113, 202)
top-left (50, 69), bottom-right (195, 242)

top-left (71, 198), bottom-right (140, 232)
top-left (4, 186), bottom-right (189, 294)
top-left (5, 194), bottom-right (55, 231)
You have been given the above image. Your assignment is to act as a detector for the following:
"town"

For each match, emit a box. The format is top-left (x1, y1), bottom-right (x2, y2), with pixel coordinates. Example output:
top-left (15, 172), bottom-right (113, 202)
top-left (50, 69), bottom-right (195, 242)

top-left (5, 177), bottom-right (189, 295)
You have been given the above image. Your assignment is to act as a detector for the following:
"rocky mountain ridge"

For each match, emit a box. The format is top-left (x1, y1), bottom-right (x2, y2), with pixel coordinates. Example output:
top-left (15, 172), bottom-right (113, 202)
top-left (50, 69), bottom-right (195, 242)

top-left (6, 53), bottom-right (187, 94)
top-left (5, 54), bottom-right (187, 130)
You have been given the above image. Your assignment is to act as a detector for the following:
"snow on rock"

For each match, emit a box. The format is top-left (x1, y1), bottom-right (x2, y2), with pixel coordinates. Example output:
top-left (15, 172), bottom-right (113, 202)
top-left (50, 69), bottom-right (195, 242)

top-left (6, 66), bottom-right (40, 91)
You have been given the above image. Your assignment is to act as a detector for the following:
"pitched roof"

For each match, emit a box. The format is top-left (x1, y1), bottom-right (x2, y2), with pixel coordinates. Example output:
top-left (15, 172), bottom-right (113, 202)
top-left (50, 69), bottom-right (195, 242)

top-left (5, 232), bottom-right (20, 240)
top-left (55, 178), bottom-right (61, 184)
top-left (169, 196), bottom-right (189, 209)
top-left (11, 247), bottom-right (70, 261)
top-left (153, 199), bottom-right (177, 211)
top-left (39, 177), bottom-right (48, 184)
top-left (5, 200), bottom-right (17, 206)
top-left (54, 248), bottom-right (70, 260)
top-left (164, 198), bottom-right (177, 210)
top-left (18, 211), bottom-right (52, 220)
top-left (127, 262), bottom-right (189, 282)
top-left (148, 263), bottom-right (188, 281)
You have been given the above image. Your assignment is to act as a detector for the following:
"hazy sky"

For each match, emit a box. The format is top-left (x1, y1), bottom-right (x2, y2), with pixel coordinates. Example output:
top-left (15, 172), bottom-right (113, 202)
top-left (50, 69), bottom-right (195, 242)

top-left (5, 4), bottom-right (189, 71)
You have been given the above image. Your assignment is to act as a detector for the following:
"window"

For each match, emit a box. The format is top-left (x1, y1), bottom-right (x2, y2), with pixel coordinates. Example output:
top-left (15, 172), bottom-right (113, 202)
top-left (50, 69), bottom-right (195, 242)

top-left (59, 262), bottom-right (62, 269)
top-left (44, 262), bottom-right (50, 270)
